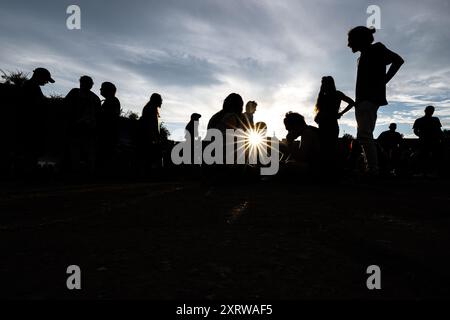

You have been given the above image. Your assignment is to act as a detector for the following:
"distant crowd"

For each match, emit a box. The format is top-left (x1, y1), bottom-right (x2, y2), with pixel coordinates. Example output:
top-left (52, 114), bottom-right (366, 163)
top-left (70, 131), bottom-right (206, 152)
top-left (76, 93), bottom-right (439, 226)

top-left (0, 26), bottom-right (447, 180)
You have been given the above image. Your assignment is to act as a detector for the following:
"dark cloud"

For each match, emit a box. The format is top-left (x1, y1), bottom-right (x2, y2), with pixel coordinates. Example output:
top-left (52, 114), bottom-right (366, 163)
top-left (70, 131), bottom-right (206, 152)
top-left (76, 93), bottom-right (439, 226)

top-left (0, 0), bottom-right (449, 139)
top-left (117, 50), bottom-right (223, 87)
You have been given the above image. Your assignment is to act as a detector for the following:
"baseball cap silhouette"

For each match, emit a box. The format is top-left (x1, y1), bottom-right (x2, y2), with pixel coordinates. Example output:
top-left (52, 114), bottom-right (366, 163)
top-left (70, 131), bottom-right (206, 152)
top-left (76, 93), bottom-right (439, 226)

top-left (33, 68), bottom-right (55, 83)
top-left (190, 113), bottom-right (201, 120)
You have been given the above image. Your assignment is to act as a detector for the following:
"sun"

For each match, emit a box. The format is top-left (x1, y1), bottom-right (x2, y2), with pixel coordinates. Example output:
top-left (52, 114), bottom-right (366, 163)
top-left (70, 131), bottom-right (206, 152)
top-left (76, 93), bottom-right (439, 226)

top-left (247, 129), bottom-right (264, 147)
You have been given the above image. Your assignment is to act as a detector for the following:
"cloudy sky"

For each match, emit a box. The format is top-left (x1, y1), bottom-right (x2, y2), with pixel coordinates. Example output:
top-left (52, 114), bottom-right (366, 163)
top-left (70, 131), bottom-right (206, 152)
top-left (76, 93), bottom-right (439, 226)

top-left (1, 0), bottom-right (449, 140)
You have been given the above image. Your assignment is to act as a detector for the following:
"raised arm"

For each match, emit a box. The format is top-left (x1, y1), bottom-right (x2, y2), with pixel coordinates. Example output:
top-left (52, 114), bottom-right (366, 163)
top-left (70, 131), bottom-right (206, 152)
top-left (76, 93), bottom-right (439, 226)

top-left (384, 47), bottom-right (404, 84)
top-left (338, 92), bottom-right (356, 119)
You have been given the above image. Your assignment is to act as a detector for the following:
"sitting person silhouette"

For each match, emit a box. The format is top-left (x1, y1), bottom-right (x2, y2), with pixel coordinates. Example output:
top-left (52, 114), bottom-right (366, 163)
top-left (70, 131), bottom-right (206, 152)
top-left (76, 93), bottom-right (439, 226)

top-left (207, 93), bottom-right (244, 135)
top-left (255, 121), bottom-right (268, 135)
top-left (413, 105), bottom-right (443, 175)
top-left (282, 112), bottom-right (321, 173)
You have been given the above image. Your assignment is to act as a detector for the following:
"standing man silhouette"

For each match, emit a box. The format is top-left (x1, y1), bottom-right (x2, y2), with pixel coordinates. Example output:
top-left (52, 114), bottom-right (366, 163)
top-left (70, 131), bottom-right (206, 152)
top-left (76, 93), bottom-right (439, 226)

top-left (185, 113), bottom-right (202, 165)
top-left (377, 123), bottom-right (403, 175)
top-left (241, 100), bottom-right (257, 130)
top-left (138, 93), bottom-right (163, 172)
top-left (97, 82), bottom-right (121, 174)
top-left (348, 26), bottom-right (404, 175)
top-left (19, 68), bottom-right (55, 174)
top-left (413, 106), bottom-right (443, 175)
top-left (65, 76), bottom-right (101, 174)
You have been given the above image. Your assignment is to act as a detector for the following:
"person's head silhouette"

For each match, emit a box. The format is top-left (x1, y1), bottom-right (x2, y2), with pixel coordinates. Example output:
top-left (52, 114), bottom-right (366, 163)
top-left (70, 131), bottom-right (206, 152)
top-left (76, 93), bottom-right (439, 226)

top-left (320, 76), bottom-right (336, 94)
top-left (389, 123), bottom-right (397, 132)
top-left (348, 26), bottom-right (376, 53)
top-left (425, 105), bottom-right (435, 117)
top-left (255, 121), bottom-right (267, 134)
top-left (190, 113), bottom-right (201, 121)
top-left (245, 101), bottom-right (257, 114)
top-left (79, 76), bottom-right (94, 91)
top-left (149, 93), bottom-right (162, 108)
top-left (284, 112), bottom-right (307, 143)
top-left (31, 68), bottom-right (55, 86)
top-left (315, 76), bottom-right (338, 115)
top-left (100, 82), bottom-right (116, 99)
top-left (223, 93), bottom-right (243, 114)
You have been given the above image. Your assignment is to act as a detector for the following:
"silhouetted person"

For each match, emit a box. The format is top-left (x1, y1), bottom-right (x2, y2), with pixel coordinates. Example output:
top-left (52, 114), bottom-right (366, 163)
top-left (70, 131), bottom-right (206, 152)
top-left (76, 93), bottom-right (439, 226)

top-left (185, 113), bottom-right (201, 141)
top-left (64, 76), bottom-right (101, 174)
top-left (413, 106), bottom-right (443, 175)
top-left (97, 82), bottom-right (121, 174)
top-left (283, 112), bottom-right (320, 172)
top-left (348, 26), bottom-right (404, 175)
top-left (241, 100), bottom-right (257, 130)
top-left (138, 93), bottom-right (163, 173)
top-left (207, 93), bottom-right (244, 133)
top-left (206, 93), bottom-right (244, 166)
top-left (314, 76), bottom-right (355, 176)
top-left (377, 123), bottom-right (403, 175)
top-left (255, 121), bottom-right (268, 134)
top-left (185, 113), bottom-right (202, 165)
top-left (18, 68), bottom-right (55, 174)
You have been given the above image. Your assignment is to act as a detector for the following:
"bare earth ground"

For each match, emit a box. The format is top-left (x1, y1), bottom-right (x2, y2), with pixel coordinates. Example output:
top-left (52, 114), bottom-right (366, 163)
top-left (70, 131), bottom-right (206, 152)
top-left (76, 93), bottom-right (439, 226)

top-left (0, 176), bottom-right (449, 300)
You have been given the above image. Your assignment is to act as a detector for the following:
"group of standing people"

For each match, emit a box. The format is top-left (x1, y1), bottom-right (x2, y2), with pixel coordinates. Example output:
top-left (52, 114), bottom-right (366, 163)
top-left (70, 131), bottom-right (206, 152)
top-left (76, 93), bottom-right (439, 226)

top-left (4, 68), bottom-right (164, 177)
top-left (3, 25), bottom-right (446, 180)
top-left (65, 78), bottom-right (165, 176)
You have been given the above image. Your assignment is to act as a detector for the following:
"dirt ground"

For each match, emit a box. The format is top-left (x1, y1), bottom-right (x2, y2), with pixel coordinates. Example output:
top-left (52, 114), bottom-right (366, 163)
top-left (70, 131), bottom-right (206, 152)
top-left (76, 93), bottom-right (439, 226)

top-left (1, 174), bottom-right (449, 300)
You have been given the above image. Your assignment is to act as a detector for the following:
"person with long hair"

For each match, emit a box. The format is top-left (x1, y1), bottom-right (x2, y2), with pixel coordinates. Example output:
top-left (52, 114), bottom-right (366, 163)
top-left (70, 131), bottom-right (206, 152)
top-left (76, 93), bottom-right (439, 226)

top-left (314, 76), bottom-right (354, 175)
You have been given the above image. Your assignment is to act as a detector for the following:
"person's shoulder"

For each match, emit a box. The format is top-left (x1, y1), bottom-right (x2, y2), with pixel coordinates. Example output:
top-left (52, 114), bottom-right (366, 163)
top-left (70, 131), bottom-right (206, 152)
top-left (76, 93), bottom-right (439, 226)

top-left (21, 80), bottom-right (35, 91)
top-left (370, 42), bottom-right (391, 56)
top-left (66, 88), bottom-right (79, 96)
top-left (414, 116), bottom-right (425, 124)
top-left (306, 125), bottom-right (320, 135)
top-left (112, 97), bottom-right (121, 106)
top-left (88, 90), bottom-right (100, 101)
top-left (22, 79), bottom-right (32, 87)
top-left (372, 42), bottom-right (387, 50)
top-left (211, 110), bottom-right (222, 118)
top-left (432, 117), bottom-right (442, 125)
top-left (336, 90), bottom-right (344, 98)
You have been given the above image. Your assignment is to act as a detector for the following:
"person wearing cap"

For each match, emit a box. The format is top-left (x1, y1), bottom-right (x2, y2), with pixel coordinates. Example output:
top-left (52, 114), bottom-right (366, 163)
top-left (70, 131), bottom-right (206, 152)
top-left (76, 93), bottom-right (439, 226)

top-left (377, 123), bottom-right (403, 175)
top-left (64, 76), bottom-right (101, 174)
top-left (185, 113), bottom-right (201, 141)
top-left (185, 113), bottom-right (202, 165)
top-left (348, 26), bottom-right (404, 176)
top-left (17, 67), bottom-right (55, 173)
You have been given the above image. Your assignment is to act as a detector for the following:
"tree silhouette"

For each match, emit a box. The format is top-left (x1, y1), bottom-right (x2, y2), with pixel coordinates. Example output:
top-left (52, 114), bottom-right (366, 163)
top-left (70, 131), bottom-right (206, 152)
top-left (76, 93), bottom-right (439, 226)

top-left (0, 70), bottom-right (29, 86)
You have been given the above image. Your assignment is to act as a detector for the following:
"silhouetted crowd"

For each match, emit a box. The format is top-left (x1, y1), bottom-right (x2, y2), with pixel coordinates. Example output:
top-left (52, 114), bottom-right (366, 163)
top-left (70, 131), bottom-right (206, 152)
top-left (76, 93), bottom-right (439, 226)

top-left (0, 26), bottom-right (448, 181)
